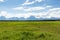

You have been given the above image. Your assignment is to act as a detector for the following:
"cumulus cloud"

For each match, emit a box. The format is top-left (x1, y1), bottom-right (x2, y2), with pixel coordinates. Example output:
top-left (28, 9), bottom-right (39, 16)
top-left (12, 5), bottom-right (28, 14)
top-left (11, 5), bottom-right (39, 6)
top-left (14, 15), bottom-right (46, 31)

top-left (22, 0), bottom-right (43, 5)
top-left (0, 5), bottom-right (60, 19)
top-left (0, 11), bottom-right (44, 19)
top-left (46, 8), bottom-right (60, 18)
top-left (0, 11), bottom-right (15, 18)
top-left (0, 7), bottom-right (60, 19)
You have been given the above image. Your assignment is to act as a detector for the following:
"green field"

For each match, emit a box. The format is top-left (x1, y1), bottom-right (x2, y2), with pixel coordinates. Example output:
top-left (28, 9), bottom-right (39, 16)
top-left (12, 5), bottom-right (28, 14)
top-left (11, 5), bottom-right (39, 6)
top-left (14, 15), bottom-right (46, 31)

top-left (0, 21), bottom-right (60, 40)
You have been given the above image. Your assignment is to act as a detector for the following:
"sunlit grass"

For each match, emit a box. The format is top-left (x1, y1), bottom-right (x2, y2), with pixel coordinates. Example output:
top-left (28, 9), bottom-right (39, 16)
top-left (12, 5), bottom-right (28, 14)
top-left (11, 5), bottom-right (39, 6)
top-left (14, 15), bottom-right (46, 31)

top-left (0, 21), bottom-right (60, 40)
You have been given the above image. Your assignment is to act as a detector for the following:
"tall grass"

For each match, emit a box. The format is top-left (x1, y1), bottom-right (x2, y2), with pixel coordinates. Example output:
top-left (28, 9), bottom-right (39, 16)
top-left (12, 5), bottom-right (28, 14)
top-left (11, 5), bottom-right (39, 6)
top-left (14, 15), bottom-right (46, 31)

top-left (0, 21), bottom-right (60, 40)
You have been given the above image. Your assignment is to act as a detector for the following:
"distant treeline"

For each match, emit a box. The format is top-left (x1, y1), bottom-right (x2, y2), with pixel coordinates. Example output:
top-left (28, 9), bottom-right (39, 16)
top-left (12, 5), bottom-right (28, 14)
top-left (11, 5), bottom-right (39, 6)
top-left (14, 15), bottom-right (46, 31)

top-left (0, 20), bottom-right (60, 22)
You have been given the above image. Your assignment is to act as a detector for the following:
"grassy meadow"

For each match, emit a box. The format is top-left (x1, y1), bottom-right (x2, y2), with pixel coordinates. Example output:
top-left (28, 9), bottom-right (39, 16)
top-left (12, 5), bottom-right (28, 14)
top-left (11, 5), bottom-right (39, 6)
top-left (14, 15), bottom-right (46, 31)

top-left (0, 21), bottom-right (60, 40)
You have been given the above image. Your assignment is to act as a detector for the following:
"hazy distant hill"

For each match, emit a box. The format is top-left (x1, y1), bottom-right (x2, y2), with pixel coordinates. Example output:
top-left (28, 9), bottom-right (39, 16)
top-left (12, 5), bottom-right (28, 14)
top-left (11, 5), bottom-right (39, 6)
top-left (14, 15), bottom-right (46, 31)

top-left (0, 16), bottom-right (60, 20)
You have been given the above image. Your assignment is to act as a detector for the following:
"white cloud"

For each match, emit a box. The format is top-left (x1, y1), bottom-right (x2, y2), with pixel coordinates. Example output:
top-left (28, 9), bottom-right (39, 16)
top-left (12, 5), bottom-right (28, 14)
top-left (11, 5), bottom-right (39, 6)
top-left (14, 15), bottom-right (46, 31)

top-left (24, 7), bottom-right (46, 11)
top-left (22, 0), bottom-right (35, 5)
top-left (0, 0), bottom-right (5, 2)
top-left (0, 7), bottom-right (60, 19)
top-left (13, 7), bottom-right (24, 10)
top-left (0, 11), bottom-right (8, 17)
top-left (0, 11), bottom-right (15, 18)
top-left (13, 6), bottom-right (51, 11)
top-left (46, 8), bottom-right (60, 18)
top-left (22, 0), bottom-right (43, 5)
top-left (35, 0), bottom-right (43, 2)
top-left (13, 7), bottom-right (60, 19)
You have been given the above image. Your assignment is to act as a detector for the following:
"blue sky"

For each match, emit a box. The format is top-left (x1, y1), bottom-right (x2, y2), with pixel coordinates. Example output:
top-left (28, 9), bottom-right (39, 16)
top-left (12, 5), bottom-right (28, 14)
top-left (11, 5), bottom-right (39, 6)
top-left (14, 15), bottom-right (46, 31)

top-left (0, 0), bottom-right (60, 20)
